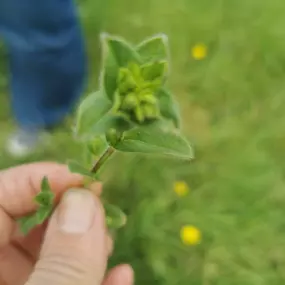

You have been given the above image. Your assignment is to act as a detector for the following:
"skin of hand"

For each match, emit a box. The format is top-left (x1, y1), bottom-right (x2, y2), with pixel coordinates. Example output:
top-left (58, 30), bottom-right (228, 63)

top-left (0, 162), bottom-right (133, 285)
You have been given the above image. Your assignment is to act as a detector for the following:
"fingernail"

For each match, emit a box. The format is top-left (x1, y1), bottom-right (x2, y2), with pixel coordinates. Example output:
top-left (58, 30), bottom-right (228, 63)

top-left (58, 189), bottom-right (96, 234)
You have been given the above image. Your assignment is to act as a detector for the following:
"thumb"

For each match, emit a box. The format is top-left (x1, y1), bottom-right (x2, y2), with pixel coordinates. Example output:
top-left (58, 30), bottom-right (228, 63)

top-left (26, 189), bottom-right (108, 285)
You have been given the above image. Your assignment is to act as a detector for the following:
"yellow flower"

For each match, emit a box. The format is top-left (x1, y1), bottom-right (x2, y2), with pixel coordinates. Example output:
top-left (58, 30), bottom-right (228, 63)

top-left (191, 44), bottom-right (207, 60)
top-left (174, 181), bottom-right (189, 197)
top-left (180, 225), bottom-right (201, 245)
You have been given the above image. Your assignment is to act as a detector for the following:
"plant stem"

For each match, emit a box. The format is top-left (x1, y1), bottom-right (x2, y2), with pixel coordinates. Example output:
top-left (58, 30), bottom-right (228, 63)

top-left (91, 146), bottom-right (115, 174)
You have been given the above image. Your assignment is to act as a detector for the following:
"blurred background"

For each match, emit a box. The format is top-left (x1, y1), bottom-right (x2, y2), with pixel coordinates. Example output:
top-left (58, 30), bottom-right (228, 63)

top-left (1, 0), bottom-right (285, 284)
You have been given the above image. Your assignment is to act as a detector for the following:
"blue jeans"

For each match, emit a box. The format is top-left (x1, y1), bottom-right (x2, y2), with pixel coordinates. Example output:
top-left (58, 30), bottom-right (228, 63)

top-left (0, 0), bottom-right (87, 129)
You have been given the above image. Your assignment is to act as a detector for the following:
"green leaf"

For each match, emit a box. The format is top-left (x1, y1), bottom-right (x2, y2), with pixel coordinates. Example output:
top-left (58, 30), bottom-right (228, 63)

top-left (41, 176), bottom-right (52, 193)
top-left (36, 207), bottom-right (53, 224)
top-left (100, 34), bottom-right (141, 100)
top-left (75, 91), bottom-right (133, 140)
top-left (75, 91), bottom-right (112, 140)
top-left (104, 202), bottom-right (127, 229)
top-left (83, 136), bottom-right (109, 169)
top-left (157, 88), bottom-right (181, 128)
top-left (114, 125), bottom-right (193, 159)
top-left (136, 34), bottom-right (169, 63)
top-left (34, 177), bottom-right (55, 207)
top-left (141, 60), bottom-right (168, 82)
top-left (67, 160), bottom-right (95, 179)
top-left (87, 136), bottom-right (109, 157)
top-left (88, 113), bottom-right (133, 137)
top-left (18, 206), bottom-right (53, 235)
top-left (34, 192), bottom-right (54, 207)
top-left (18, 214), bottom-right (38, 235)
top-left (18, 177), bottom-right (55, 235)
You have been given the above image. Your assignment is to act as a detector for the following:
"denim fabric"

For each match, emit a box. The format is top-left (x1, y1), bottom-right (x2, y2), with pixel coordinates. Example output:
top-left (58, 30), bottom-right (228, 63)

top-left (0, 0), bottom-right (87, 129)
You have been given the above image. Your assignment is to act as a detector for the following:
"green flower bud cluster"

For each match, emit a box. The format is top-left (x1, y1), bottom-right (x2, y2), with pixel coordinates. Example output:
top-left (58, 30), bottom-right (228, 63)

top-left (114, 61), bottom-right (167, 124)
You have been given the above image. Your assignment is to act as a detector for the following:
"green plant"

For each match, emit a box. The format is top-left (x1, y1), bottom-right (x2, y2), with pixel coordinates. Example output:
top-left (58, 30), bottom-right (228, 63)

top-left (18, 33), bottom-right (193, 235)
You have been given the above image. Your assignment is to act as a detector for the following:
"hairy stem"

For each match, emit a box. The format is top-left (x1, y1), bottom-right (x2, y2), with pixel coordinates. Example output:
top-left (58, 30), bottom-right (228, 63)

top-left (91, 146), bottom-right (115, 174)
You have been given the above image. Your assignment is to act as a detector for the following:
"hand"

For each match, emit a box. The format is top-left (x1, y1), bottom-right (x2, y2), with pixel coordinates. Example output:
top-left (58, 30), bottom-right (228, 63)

top-left (0, 162), bottom-right (133, 285)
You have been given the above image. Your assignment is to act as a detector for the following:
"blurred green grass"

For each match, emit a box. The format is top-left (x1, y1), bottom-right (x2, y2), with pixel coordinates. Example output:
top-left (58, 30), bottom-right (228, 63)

top-left (2, 0), bottom-right (285, 284)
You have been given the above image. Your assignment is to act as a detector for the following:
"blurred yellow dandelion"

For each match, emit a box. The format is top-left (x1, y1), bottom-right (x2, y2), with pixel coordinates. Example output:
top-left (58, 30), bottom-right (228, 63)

top-left (180, 225), bottom-right (201, 245)
top-left (174, 181), bottom-right (189, 197)
top-left (191, 44), bottom-right (207, 60)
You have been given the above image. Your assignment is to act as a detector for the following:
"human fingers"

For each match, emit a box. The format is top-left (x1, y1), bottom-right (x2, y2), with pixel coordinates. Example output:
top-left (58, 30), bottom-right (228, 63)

top-left (26, 189), bottom-right (109, 285)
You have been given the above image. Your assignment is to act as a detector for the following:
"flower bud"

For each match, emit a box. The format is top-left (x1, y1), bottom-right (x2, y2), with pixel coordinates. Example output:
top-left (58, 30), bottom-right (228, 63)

top-left (106, 128), bottom-right (123, 146)
top-left (87, 137), bottom-right (107, 156)
top-left (142, 103), bottom-right (160, 119)
top-left (118, 68), bottom-right (137, 94)
top-left (140, 93), bottom-right (157, 105)
top-left (141, 79), bottom-right (162, 92)
top-left (134, 106), bottom-right (145, 123)
top-left (121, 93), bottom-right (138, 110)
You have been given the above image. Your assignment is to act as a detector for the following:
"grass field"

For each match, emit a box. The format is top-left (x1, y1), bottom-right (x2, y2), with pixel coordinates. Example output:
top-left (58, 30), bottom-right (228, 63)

top-left (1, 0), bottom-right (285, 284)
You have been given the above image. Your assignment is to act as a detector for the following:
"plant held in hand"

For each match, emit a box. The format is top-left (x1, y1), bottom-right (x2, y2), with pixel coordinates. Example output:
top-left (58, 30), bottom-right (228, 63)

top-left (18, 33), bottom-right (193, 234)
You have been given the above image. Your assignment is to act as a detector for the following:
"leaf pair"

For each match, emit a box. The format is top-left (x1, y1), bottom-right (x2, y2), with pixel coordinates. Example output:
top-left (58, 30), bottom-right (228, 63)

top-left (18, 177), bottom-right (55, 235)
